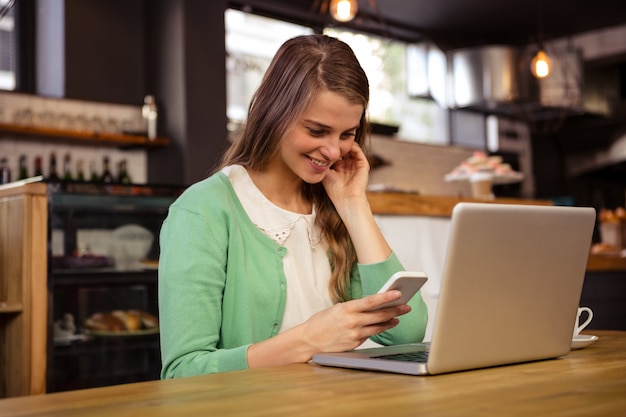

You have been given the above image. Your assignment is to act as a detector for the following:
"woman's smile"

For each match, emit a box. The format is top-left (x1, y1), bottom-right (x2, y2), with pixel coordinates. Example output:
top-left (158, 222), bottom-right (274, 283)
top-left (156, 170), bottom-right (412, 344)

top-left (306, 155), bottom-right (330, 170)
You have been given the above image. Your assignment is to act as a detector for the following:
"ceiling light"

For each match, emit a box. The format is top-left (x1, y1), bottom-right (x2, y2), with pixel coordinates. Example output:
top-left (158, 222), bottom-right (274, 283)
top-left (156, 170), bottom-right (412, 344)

top-left (330, 0), bottom-right (357, 22)
top-left (530, 49), bottom-right (552, 78)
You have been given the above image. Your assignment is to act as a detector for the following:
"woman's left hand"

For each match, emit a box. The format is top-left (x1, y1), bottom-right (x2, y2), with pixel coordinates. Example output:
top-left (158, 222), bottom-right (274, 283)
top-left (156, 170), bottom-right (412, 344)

top-left (322, 141), bottom-right (392, 265)
top-left (322, 142), bottom-right (370, 204)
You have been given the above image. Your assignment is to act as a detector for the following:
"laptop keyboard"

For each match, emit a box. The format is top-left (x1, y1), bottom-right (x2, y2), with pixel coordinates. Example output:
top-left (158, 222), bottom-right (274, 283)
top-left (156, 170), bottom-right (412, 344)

top-left (373, 350), bottom-right (429, 362)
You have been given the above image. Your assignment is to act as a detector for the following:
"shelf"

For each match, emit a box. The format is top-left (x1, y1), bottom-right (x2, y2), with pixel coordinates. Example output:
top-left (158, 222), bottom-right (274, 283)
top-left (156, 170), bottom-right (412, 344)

top-left (53, 337), bottom-right (159, 355)
top-left (52, 269), bottom-right (158, 285)
top-left (0, 302), bottom-right (23, 313)
top-left (0, 122), bottom-right (169, 148)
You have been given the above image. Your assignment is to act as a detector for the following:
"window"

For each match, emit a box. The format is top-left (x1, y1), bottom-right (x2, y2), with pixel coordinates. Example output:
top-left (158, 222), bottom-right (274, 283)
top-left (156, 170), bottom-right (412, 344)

top-left (0, 0), bottom-right (16, 90)
top-left (225, 9), bottom-right (449, 145)
top-left (325, 28), bottom-right (448, 145)
top-left (225, 9), bottom-right (313, 129)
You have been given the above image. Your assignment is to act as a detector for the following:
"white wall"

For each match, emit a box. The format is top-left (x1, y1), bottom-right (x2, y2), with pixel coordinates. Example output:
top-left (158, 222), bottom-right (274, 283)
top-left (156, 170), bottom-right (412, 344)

top-left (375, 215), bottom-right (452, 342)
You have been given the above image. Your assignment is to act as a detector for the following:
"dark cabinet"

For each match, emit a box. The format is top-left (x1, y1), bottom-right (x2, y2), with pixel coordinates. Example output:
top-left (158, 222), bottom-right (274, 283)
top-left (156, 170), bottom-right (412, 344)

top-left (46, 181), bottom-right (182, 392)
top-left (580, 270), bottom-right (626, 331)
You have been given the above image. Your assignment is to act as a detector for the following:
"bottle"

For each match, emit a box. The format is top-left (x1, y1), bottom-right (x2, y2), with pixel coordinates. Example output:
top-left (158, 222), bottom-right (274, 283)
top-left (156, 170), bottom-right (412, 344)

top-left (76, 159), bottom-right (86, 182)
top-left (34, 156), bottom-right (43, 177)
top-left (63, 153), bottom-right (73, 181)
top-left (89, 160), bottom-right (99, 182)
top-left (117, 159), bottom-right (132, 184)
top-left (48, 152), bottom-right (60, 181)
top-left (142, 94), bottom-right (158, 140)
top-left (0, 157), bottom-right (11, 184)
top-left (101, 156), bottom-right (114, 183)
top-left (18, 155), bottom-right (28, 180)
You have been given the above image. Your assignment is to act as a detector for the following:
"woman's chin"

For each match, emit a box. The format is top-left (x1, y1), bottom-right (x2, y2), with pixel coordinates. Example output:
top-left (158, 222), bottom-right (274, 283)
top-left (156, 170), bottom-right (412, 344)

top-left (299, 169), bottom-right (327, 185)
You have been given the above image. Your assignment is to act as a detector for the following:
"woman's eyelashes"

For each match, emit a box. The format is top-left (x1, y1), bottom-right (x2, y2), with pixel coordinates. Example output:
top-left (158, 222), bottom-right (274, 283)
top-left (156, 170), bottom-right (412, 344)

top-left (308, 128), bottom-right (326, 137)
top-left (306, 127), bottom-right (357, 140)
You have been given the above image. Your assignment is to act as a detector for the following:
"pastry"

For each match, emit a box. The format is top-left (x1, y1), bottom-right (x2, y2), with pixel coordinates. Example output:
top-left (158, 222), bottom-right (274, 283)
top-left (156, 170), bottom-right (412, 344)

top-left (139, 311), bottom-right (159, 329)
top-left (112, 310), bottom-right (142, 331)
top-left (84, 312), bottom-right (125, 331)
top-left (84, 310), bottom-right (158, 332)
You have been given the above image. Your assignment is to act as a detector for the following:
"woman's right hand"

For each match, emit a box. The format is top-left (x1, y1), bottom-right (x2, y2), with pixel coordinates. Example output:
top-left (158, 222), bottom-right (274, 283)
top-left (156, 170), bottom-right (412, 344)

top-left (246, 290), bottom-right (411, 369)
top-left (301, 290), bottom-right (412, 354)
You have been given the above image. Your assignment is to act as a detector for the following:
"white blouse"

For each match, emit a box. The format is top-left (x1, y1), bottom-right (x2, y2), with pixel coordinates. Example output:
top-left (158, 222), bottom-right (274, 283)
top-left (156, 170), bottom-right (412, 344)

top-left (223, 165), bottom-right (333, 333)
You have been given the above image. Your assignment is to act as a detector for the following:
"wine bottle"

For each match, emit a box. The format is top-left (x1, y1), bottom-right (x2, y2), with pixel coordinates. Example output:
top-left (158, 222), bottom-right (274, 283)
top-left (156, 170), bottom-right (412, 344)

top-left (34, 156), bottom-right (43, 177)
top-left (18, 155), bottom-right (28, 180)
top-left (101, 156), bottom-right (114, 183)
top-left (0, 157), bottom-right (11, 184)
top-left (117, 159), bottom-right (132, 184)
top-left (142, 95), bottom-right (158, 140)
top-left (63, 153), bottom-right (73, 181)
top-left (89, 160), bottom-right (99, 182)
top-left (76, 159), bottom-right (86, 182)
top-left (48, 152), bottom-right (60, 181)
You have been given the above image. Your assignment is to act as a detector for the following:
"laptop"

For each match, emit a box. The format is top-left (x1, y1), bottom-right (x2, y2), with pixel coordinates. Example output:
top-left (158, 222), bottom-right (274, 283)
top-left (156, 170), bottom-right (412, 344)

top-left (312, 202), bottom-right (596, 375)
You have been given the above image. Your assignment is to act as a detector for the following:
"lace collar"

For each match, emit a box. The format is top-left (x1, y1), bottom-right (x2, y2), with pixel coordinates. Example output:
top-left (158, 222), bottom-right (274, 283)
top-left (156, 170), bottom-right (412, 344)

top-left (224, 165), bottom-right (322, 248)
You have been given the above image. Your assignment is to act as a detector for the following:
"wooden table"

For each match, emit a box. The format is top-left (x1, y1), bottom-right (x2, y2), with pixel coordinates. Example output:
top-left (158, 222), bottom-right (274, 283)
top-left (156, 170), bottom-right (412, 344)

top-left (1, 330), bottom-right (624, 417)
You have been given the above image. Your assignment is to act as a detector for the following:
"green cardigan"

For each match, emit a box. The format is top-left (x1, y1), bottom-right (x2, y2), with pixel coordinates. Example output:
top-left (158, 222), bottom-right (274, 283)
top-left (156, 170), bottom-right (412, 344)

top-left (158, 172), bottom-right (428, 378)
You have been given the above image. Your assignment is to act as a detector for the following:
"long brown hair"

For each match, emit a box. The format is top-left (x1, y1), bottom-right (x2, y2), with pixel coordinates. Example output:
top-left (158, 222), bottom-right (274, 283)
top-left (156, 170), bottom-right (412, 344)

top-left (220, 34), bottom-right (370, 303)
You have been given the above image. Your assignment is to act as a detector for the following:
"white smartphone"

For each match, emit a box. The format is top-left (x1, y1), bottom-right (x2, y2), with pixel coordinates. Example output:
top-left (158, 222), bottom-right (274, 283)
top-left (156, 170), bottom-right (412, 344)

top-left (372, 271), bottom-right (428, 310)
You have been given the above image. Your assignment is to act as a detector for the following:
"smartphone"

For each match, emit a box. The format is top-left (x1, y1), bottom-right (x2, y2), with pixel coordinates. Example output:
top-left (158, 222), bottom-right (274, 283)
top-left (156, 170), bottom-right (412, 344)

top-left (372, 271), bottom-right (428, 310)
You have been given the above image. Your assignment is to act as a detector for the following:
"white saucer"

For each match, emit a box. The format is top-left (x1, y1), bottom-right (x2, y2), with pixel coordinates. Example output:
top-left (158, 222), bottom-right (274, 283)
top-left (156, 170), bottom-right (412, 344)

top-left (571, 334), bottom-right (598, 350)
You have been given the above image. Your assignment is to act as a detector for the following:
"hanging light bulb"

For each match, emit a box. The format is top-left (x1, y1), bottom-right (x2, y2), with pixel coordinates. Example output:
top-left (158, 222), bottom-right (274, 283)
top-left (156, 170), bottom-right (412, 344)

top-left (530, 49), bottom-right (552, 78)
top-left (330, 0), bottom-right (358, 22)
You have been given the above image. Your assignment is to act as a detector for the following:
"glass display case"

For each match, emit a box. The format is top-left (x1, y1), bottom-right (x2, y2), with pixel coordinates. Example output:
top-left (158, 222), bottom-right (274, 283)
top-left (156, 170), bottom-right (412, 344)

top-left (46, 181), bottom-right (183, 392)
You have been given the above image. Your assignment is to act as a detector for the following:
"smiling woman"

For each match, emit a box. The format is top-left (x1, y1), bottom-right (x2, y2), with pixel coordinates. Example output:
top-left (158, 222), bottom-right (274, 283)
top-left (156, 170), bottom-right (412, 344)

top-left (158, 33), bottom-right (428, 379)
top-left (275, 90), bottom-right (364, 188)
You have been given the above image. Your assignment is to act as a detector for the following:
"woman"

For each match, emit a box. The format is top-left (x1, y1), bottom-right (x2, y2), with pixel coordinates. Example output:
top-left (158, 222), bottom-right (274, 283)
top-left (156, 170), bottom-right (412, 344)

top-left (158, 34), bottom-right (428, 378)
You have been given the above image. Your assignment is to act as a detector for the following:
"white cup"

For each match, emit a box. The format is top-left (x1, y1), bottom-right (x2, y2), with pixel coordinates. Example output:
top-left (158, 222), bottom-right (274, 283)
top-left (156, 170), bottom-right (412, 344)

top-left (469, 172), bottom-right (494, 200)
top-left (573, 307), bottom-right (593, 337)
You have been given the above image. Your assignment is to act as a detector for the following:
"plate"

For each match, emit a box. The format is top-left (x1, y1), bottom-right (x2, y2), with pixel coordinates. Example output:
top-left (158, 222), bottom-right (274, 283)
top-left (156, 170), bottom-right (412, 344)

top-left (83, 327), bottom-right (159, 337)
top-left (53, 334), bottom-right (89, 345)
top-left (571, 334), bottom-right (598, 350)
top-left (444, 172), bottom-right (524, 184)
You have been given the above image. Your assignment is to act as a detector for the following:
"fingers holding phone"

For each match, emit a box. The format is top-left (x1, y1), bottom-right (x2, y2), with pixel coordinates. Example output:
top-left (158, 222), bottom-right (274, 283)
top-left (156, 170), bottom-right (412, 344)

top-left (367, 271), bottom-right (428, 311)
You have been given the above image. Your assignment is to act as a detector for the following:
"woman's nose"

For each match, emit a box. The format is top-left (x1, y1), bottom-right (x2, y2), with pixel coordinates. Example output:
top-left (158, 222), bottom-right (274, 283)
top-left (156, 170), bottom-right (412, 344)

top-left (320, 136), bottom-right (341, 161)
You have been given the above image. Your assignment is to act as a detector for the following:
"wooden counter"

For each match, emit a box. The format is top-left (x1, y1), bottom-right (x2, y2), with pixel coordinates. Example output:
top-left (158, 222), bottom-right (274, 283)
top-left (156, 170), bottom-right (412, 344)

top-left (586, 253), bottom-right (626, 271)
top-left (0, 180), bottom-right (48, 397)
top-left (366, 191), bottom-right (552, 217)
top-left (0, 330), bottom-right (624, 416)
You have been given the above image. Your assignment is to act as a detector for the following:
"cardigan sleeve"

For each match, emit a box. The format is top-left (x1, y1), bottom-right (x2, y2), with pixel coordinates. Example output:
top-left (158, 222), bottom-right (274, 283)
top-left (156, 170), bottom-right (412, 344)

top-left (158, 201), bottom-right (250, 379)
top-left (351, 252), bottom-right (429, 345)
